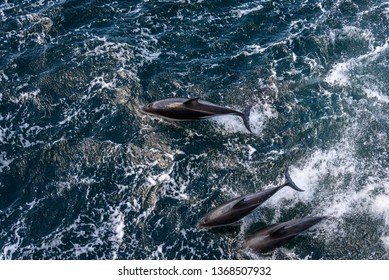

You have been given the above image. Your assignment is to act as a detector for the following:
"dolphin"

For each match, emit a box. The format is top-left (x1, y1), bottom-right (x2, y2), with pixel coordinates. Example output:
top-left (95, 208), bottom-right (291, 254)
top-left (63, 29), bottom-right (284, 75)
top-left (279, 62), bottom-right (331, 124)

top-left (197, 169), bottom-right (304, 229)
top-left (242, 216), bottom-right (326, 253)
top-left (141, 97), bottom-right (253, 133)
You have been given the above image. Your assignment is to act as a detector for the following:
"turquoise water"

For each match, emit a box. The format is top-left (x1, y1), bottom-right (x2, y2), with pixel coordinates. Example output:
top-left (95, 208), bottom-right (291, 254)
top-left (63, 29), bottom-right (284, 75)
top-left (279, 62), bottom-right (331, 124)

top-left (0, 0), bottom-right (388, 259)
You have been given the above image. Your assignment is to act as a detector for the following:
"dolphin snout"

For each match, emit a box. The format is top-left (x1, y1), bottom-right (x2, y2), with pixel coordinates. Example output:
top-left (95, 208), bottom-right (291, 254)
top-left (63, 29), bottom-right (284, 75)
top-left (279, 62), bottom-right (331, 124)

top-left (196, 221), bottom-right (204, 229)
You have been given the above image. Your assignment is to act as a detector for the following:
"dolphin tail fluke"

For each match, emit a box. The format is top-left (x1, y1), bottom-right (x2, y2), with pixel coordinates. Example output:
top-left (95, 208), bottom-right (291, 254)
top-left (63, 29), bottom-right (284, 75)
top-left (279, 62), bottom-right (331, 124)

top-left (241, 105), bottom-right (253, 133)
top-left (283, 168), bottom-right (304, 192)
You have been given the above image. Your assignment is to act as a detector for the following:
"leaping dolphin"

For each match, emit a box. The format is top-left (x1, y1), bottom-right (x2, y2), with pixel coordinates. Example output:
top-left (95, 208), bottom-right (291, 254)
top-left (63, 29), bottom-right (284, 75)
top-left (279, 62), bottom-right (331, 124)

top-left (141, 97), bottom-right (253, 133)
top-left (242, 216), bottom-right (326, 253)
top-left (197, 169), bottom-right (304, 229)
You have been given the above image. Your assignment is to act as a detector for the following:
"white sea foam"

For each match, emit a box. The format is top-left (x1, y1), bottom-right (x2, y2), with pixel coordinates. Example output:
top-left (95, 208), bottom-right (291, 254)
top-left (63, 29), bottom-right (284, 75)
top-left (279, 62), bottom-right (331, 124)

top-left (210, 102), bottom-right (276, 135)
top-left (160, 172), bottom-right (189, 201)
top-left (231, 1), bottom-right (264, 18)
top-left (109, 207), bottom-right (125, 259)
top-left (364, 87), bottom-right (389, 104)
top-left (1, 240), bottom-right (21, 260)
top-left (0, 220), bottom-right (23, 260)
top-left (249, 103), bottom-right (278, 134)
top-left (247, 145), bottom-right (257, 160)
top-left (262, 166), bottom-right (318, 217)
top-left (83, 37), bottom-right (134, 68)
top-left (325, 61), bottom-right (351, 86)
top-left (281, 133), bottom-right (388, 248)
top-left (326, 38), bottom-right (389, 86)
top-left (134, 27), bottom-right (161, 66)
top-left (150, 243), bottom-right (165, 260)
top-left (211, 115), bottom-right (250, 134)
top-left (20, 89), bottom-right (40, 102)
top-left (381, 236), bottom-right (389, 250)
top-left (112, 209), bottom-right (125, 241)
top-left (87, 75), bottom-right (117, 94)
top-left (372, 181), bottom-right (389, 230)
top-left (233, 44), bottom-right (266, 58)
top-left (8, 13), bottom-right (55, 49)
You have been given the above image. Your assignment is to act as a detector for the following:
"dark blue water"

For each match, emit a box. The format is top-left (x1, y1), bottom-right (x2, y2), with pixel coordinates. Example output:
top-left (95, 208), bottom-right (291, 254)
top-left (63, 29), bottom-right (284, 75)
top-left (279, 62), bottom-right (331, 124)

top-left (1, 0), bottom-right (388, 260)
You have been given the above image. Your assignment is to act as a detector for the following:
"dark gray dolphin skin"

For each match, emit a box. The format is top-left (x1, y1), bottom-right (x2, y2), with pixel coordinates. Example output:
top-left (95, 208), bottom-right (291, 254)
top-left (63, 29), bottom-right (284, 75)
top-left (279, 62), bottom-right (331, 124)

top-left (197, 169), bottom-right (304, 229)
top-left (242, 216), bottom-right (326, 253)
top-left (141, 97), bottom-right (253, 133)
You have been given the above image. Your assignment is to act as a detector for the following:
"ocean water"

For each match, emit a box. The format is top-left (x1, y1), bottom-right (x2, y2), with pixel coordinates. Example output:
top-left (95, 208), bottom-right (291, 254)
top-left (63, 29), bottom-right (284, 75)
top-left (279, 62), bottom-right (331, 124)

top-left (0, 0), bottom-right (388, 260)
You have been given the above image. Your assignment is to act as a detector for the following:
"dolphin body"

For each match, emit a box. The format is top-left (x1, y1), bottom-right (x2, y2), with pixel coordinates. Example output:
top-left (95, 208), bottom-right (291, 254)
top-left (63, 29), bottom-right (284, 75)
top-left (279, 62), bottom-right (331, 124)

top-left (242, 216), bottom-right (326, 253)
top-left (141, 97), bottom-right (253, 133)
top-left (197, 169), bottom-right (304, 229)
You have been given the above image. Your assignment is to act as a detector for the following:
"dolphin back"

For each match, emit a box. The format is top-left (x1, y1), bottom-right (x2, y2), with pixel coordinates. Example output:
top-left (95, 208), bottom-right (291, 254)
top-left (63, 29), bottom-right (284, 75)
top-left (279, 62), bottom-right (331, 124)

top-left (269, 216), bottom-right (325, 238)
top-left (197, 169), bottom-right (304, 229)
top-left (185, 98), bottom-right (253, 132)
top-left (243, 216), bottom-right (326, 253)
top-left (143, 97), bottom-right (254, 132)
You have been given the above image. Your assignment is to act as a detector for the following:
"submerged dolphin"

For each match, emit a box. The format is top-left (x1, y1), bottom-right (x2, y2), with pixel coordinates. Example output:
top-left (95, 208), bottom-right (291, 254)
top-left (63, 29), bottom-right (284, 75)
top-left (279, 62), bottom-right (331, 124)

top-left (197, 169), bottom-right (304, 229)
top-left (141, 97), bottom-right (253, 133)
top-left (242, 216), bottom-right (326, 253)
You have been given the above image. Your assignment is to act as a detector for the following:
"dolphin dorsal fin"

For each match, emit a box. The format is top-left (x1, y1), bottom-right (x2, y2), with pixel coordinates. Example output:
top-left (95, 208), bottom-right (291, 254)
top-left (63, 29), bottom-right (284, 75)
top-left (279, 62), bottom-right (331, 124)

top-left (183, 97), bottom-right (201, 106)
top-left (269, 225), bottom-right (287, 238)
top-left (233, 197), bottom-right (247, 208)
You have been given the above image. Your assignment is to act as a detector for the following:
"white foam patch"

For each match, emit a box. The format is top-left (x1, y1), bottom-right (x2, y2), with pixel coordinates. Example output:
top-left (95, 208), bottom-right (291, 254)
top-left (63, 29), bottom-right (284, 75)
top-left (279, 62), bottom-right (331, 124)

top-left (247, 145), bottom-right (257, 160)
top-left (0, 152), bottom-right (13, 173)
top-left (364, 87), bottom-right (389, 104)
top-left (160, 172), bottom-right (189, 201)
top-left (0, 219), bottom-right (24, 260)
top-left (272, 131), bottom-right (389, 248)
top-left (264, 141), bottom-right (365, 226)
top-left (231, 1), bottom-right (264, 18)
top-left (5, 12), bottom-right (55, 50)
top-left (372, 191), bottom-right (389, 223)
top-left (87, 74), bottom-right (117, 94)
top-left (210, 103), bottom-right (277, 135)
top-left (233, 44), bottom-right (266, 58)
top-left (109, 207), bottom-right (125, 259)
top-left (325, 61), bottom-right (351, 86)
top-left (140, 148), bottom-right (191, 201)
top-left (327, 184), bottom-right (377, 218)
top-left (83, 36), bottom-right (134, 68)
top-left (211, 115), bottom-right (250, 134)
top-left (372, 187), bottom-right (389, 251)
top-left (267, 148), bottom-right (347, 208)
top-left (249, 103), bottom-right (278, 134)
top-left (150, 243), bottom-right (165, 260)
top-left (1, 240), bottom-right (21, 260)
top-left (134, 27), bottom-right (161, 66)
top-left (263, 182), bottom-right (309, 217)
top-left (145, 166), bottom-right (173, 186)
top-left (326, 39), bottom-right (389, 86)
top-left (381, 236), bottom-right (389, 251)
top-left (0, 72), bottom-right (8, 84)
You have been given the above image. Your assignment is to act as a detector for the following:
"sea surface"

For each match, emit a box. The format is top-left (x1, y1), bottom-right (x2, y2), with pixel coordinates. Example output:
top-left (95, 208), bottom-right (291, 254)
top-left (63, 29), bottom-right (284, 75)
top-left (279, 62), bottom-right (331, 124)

top-left (0, 0), bottom-right (388, 260)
